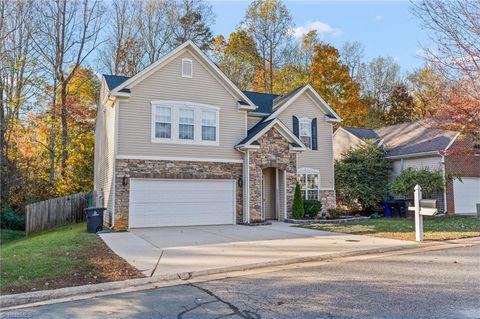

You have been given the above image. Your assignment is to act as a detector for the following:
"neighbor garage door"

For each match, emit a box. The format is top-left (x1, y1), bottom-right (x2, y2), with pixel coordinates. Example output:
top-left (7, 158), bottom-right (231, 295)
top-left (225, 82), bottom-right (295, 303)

top-left (453, 177), bottom-right (480, 215)
top-left (129, 179), bottom-right (236, 228)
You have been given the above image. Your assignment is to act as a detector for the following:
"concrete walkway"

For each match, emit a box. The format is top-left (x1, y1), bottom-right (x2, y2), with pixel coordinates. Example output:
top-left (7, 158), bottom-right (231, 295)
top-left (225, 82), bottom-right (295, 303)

top-left (100, 222), bottom-right (416, 277)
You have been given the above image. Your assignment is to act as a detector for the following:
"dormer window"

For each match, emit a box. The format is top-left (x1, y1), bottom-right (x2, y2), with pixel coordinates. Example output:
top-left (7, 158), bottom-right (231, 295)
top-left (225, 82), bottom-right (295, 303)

top-left (299, 118), bottom-right (312, 148)
top-left (182, 59), bottom-right (192, 78)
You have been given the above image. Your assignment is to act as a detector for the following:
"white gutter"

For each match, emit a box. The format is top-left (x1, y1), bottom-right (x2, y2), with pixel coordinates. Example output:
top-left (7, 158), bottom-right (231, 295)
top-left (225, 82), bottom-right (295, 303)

top-left (386, 151), bottom-right (440, 160)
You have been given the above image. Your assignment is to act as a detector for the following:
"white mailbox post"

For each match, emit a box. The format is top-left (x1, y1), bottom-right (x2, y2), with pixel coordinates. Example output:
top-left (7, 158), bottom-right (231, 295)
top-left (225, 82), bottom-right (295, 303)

top-left (409, 184), bottom-right (438, 242)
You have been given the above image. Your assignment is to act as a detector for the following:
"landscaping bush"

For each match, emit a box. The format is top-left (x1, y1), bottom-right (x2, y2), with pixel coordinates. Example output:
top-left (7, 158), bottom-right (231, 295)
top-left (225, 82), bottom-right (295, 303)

top-left (304, 200), bottom-right (321, 218)
top-left (1, 206), bottom-right (26, 231)
top-left (291, 182), bottom-right (304, 219)
top-left (335, 140), bottom-right (391, 211)
top-left (391, 168), bottom-right (444, 197)
top-left (327, 208), bottom-right (348, 219)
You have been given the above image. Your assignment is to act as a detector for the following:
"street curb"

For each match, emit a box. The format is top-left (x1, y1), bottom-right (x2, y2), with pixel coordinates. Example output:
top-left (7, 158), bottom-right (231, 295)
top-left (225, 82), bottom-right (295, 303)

top-left (2, 240), bottom-right (475, 309)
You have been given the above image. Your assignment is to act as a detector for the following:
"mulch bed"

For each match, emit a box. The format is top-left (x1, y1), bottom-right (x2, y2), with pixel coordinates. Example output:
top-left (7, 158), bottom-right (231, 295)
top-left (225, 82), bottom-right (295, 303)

top-left (2, 236), bottom-right (144, 295)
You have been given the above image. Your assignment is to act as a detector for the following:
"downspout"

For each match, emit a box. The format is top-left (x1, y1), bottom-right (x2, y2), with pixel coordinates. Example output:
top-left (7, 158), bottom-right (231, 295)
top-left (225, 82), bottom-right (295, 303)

top-left (442, 155), bottom-right (448, 213)
top-left (244, 150), bottom-right (250, 223)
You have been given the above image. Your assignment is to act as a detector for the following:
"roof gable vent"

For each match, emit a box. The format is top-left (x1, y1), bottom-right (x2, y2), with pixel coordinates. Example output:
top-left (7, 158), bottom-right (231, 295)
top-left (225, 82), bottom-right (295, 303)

top-left (182, 59), bottom-right (192, 78)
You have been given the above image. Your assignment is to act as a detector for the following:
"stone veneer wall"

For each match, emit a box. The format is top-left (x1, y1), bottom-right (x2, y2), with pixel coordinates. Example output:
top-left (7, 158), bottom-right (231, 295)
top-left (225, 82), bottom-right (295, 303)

top-left (248, 128), bottom-right (297, 221)
top-left (114, 159), bottom-right (243, 230)
top-left (320, 190), bottom-right (336, 210)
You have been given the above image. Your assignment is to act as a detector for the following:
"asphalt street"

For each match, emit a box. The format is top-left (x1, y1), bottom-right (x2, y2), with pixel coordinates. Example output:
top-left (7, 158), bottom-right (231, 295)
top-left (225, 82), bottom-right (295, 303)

top-left (2, 244), bottom-right (479, 319)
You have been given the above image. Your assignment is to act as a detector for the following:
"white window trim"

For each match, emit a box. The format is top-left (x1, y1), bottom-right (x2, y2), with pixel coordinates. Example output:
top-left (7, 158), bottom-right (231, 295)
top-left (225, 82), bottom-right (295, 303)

top-left (182, 58), bottom-right (193, 78)
top-left (299, 117), bottom-right (312, 149)
top-left (151, 101), bottom-right (219, 146)
top-left (297, 167), bottom-right (320, 200)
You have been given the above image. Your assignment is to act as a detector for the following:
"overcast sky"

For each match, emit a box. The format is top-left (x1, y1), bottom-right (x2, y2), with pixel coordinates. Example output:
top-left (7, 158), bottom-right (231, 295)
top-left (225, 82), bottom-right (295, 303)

top-left (209, 0), bottom-right (432, 73)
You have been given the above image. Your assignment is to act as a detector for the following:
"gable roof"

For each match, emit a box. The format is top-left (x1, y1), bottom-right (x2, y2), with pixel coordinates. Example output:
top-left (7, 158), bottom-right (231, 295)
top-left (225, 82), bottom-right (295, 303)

top-left (343, 127), bottom-right (379, 140)
top-left (103, 74), bottom-right (130, 93)
top-left (340, 121), bottom-right (459, 157)
top-left (266, 84), bottom-right (342, 122)
top-left (236, 118), bottom-right (306, 151)
top-left (106, 40), bottom-right (256, 108)
top-left (242, 91), bottom-right (279, 114)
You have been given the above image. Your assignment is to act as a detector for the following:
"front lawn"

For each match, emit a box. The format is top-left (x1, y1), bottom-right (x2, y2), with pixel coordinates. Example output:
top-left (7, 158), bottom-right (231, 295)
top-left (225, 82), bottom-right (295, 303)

top-left (0, 223), bottom-right (143, 295)
top-left (1, 229), bottom-right (25, 244)
top-left (301, 215), bottom-right (480, 241)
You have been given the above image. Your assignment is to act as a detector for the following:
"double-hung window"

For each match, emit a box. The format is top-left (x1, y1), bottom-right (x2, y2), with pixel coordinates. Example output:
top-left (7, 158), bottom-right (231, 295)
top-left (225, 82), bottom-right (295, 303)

top-left (299, 118), bottom-right (312, 148)
top-left (152, 101), bottom-right (219, 145)
top-left (297, 170), bottom-right (319, 200)
top-left (155, 106), bottom-right (171, 139)
top-left (201, 111), bottom-right (216, 141)
top-left (179, 108), bottom-right (194, 140)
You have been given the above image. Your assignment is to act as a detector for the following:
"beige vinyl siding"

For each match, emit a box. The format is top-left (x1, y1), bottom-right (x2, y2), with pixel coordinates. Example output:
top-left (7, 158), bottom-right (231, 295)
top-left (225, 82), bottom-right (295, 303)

top-left (247, 116), bottom-right (261, 130)
top-left (94, 89), bottom-right (117, 225)
top-left (391, 155), bottom-right (443, 178)
top-left (117, 50), bottom-right (246, 161)
top-left (276, 92), bottom-right (334, 189)
top-left (333, 128), bottom-right (364, 160)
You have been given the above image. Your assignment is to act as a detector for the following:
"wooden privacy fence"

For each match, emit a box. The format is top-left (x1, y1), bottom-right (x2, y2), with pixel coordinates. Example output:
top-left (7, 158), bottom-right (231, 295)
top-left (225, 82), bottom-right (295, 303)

top-left (26, 191), bottom-right (94, 234)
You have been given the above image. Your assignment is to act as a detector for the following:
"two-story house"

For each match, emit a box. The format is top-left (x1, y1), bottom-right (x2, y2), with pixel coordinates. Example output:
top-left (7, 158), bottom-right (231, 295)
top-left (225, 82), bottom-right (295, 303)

top-left (94, 41), bottom-right (341, 230)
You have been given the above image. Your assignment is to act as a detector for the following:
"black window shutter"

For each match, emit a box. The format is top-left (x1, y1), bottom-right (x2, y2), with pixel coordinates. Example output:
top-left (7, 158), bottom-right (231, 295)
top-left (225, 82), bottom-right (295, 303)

top-left (311, 118), bottom-right (318, 150)
top-left (293, 116), bottom-right (299, 137)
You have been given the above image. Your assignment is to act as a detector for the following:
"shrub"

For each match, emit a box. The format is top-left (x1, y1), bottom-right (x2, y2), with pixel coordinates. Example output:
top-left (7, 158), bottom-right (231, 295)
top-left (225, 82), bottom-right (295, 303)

top-left (291, 182), bottom-right (304, 219)
top-left (1, 207), bottom-right (26, 231)
top-left (335, 140), bottom-right (391, 211)
top-left (391, 168), bottom-right (444, 197)
top-left (304, 200), bottom-right (321, 218)
top-left (327, 208), bottom-right (348, 219)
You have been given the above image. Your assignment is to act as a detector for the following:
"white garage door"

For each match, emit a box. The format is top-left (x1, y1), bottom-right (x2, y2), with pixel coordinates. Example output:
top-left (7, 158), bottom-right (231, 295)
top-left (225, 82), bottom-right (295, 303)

top-left (453, 177), bottom-right (480, 215)
top-left (129, 179), bottom-right (236, 228)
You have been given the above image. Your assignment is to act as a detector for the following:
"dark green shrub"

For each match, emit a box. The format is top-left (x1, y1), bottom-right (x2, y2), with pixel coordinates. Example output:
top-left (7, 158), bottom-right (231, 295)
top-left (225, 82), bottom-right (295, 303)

top-left (335, 140), bottom-right (391, 210)
top-left (391, 168), bottom-right (444, 197)
top-left (291, 182), bottom-right (304, 219)
top-left (327, 208), bottom-right (348, 219)
top-left (304, 200), bottom-right (321, 218)
top-left (1, 207), bottom-right (26, 231)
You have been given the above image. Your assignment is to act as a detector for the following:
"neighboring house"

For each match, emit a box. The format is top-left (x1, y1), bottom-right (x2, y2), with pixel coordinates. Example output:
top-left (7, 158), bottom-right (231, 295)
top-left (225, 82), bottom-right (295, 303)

top-left (94, 40), bottom-right (341, 230)
top-left (333, 121), bottom-right (480, 215)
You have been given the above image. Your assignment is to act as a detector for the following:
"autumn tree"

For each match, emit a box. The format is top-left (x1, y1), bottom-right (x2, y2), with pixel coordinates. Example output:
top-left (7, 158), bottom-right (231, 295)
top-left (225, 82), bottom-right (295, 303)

top-left (272, 31), bottom-right (320, 94)
top-left (243, 0), bottom-right (293, 93)
top-left (174, 0), bottom-right (215, 50)
top-left (212, 31), bottom-right (260, 90)
top-left (310, 43), bottom-right (367, 127)
top-left (0, 0), bottom-right (37, 206)
top-left (33, 0), bottom-right (104, 178)
top-left (412, 0), bottom-right (480, 139)
top-left (407, 66), bottom-right (444, 118)
top-left (101, 0), bottom-right (143, 76)
top-left (340, 41), bottom-right (365, 83)
top-left (383, 83), bottom-right (416, 125)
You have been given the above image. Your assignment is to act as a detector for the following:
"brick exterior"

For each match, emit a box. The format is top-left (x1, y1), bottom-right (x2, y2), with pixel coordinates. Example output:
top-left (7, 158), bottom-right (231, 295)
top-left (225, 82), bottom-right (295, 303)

top-left (444, 137), bottom-right (480, 213)
top-left (114, 159), bottom-right (243, 230)
top-left (248, 128), bottom-right (298, 221)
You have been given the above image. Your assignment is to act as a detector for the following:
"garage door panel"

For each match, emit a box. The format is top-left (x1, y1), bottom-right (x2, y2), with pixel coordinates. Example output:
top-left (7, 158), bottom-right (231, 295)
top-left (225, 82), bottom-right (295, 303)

top-left (129, 179), bottom-right (235, 228)
top-left (453, 177), bottom-right (480, 215)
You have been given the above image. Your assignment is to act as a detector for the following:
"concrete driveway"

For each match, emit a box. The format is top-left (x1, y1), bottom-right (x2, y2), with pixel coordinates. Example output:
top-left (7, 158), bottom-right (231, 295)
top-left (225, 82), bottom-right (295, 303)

top-left (100, 222), bottom-right (416, 277)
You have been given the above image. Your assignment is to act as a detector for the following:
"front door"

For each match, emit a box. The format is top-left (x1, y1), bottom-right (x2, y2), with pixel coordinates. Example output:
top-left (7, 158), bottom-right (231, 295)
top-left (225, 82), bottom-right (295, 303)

top-left (262, 168), bottom-right (277, 220)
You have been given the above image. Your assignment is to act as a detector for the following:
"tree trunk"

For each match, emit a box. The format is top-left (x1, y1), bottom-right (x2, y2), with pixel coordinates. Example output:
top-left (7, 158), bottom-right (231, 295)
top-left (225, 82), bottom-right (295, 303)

top-left (60, 81), bottom-right (68, 172)
top-left (49, 78), bottom-right (57, 185)
top-left (269, 47), bottom-right (273, 94)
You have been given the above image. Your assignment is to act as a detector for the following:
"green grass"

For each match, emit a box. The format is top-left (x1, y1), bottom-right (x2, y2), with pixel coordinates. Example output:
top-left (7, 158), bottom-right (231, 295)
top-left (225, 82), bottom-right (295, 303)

top-left (0, 229), bottom-right (25, 244)
top-left (301, 215), bottom-right (480, 241)
top-left (0, 223), bottom-right (97, 292)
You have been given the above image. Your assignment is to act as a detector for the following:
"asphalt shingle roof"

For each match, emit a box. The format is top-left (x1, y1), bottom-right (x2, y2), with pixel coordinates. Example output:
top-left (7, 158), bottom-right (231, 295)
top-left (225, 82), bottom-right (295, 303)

top-left (343, 121), bottom-right (458, 157)
top-left (237, 119), bottom-right (274, 146)
top-left (343, 127), bottom-right (379, 140)
top-left (103, 74), bottom-right (131, 93)
top-left (242, 91), bottom-right (279, 114)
